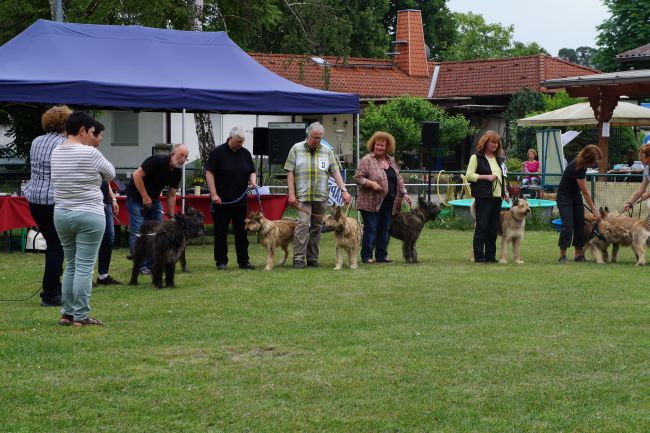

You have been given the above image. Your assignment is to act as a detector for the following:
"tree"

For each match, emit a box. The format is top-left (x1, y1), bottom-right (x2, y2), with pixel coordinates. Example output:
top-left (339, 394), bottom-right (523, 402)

top-left (592, 0), bottom-right (650, 71)
top-left (443, 12), bottom-right (546, 61)
top-left (558, 48), bottom-right (578, 63)
top-left (360, 97), bottom-right (475, 159)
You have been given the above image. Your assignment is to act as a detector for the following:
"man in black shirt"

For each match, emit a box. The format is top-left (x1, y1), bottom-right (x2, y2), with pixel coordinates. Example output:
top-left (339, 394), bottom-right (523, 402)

top-left (126, 143), bottom-right (189, 273)
top-left (206, 126), bottom-right (256, 270)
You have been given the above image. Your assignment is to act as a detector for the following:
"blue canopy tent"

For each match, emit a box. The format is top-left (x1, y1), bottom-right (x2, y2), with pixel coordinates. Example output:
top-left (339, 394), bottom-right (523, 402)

top-left (0, 20), bottom-right (359, 114)
top-left (0, 20), bottom-right (360, 202)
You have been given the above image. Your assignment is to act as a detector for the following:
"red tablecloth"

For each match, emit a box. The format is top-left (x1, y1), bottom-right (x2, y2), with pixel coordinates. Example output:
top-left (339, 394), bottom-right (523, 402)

top-left (0, 196), bottom-right (36, 232)
top-left (0, 195), bottom-right (288, 232)
top-left (113, 194), bottom-right (288, 225)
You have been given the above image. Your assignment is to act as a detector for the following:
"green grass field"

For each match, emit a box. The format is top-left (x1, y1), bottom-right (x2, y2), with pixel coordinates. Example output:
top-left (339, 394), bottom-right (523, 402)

top-left (1, 228), bottom-right (649, 432)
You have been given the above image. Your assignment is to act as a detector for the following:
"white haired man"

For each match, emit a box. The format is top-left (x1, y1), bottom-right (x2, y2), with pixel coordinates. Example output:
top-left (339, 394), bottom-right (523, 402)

top-left (126, 143), bottom-right (189, 274)
top-left (284, 122), bottom-right (351, 268)
top-left (206, 126), bottom-right (257, 270)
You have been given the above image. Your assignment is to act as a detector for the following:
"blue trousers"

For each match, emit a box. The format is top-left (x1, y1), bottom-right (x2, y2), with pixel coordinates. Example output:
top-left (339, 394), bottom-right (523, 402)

top-left (127, 197), bottom-right (162, 270)
top-left (360, 206), bottom-right (393, 262)
top-left (53, 209), bottom-right (105, 321)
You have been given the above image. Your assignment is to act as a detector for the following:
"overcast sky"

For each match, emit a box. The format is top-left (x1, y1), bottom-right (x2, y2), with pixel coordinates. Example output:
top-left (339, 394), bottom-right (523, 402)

top-left (446, 0), bottom-right (610, 56)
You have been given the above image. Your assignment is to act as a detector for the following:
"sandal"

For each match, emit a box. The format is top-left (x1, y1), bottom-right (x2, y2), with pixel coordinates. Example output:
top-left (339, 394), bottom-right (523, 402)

top-left (73, 317), bottom-right (104, 327)
top-left (58, 314), bottom-right (74, 326)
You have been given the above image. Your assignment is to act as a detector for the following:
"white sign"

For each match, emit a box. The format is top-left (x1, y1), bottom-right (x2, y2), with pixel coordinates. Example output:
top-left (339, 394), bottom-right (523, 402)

top-left (602, 122), bottom-right (610, 137)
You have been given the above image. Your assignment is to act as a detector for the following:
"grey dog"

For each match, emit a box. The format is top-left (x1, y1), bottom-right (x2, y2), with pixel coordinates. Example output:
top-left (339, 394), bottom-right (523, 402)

top-left (389, 197), bottom-right (440, 263)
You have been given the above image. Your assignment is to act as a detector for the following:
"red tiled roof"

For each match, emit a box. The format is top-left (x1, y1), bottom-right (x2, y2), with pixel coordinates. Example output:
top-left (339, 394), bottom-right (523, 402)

top-left (248, 53), bottom-right (599, 99)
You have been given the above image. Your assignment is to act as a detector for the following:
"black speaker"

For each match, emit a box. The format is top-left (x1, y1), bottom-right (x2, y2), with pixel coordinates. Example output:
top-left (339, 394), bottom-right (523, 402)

top-left (253, 127), bottom-right (269, 156)
top-left (422, 121), bottom-right (440, 170)
top-left (268, 123), bottom-right (307, 165)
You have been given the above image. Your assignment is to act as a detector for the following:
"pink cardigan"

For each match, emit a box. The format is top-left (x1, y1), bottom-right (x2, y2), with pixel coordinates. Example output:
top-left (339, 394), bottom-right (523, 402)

top-left (354, 153), bottom-right (407, 214)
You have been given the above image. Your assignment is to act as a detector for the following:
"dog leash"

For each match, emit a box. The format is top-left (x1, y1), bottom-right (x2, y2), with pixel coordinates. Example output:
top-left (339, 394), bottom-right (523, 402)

top-left (210, 186), bottom-right (264, 215)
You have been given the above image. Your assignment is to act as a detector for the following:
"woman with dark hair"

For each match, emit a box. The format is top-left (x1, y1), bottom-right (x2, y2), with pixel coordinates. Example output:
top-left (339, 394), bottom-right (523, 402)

top-left (557, 144), bottom-right (601, 264)
top-left (466, 130), bottom-right (509, 263)
top-left (51, 112), bottom-right (115, 326)
top-left (25, 105), bottom-right (73, 307)
top-left (355, 131), bottom-right (411, 264)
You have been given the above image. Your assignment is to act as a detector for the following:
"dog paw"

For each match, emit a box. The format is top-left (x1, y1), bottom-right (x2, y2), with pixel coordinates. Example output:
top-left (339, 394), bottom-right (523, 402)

top-left (264, 266), bottom-right (272, 271)
top-left (499, 259), bottom-right (507, 264)
top-left (350, 264), bottom-right (358, 269)
top-left (333, 266), bottom-right (342, 270)
top-left (515, 260), bottom-right (524, 264)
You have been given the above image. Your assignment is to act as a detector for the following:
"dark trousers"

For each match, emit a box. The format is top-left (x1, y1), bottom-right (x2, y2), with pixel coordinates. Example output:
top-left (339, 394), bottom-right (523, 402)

top-left (360, 205), bottom-right (393, 261)
top-left (557, 195), bottom-right (585, 249)
top-left (28, 203), bottom-right (63, 302)
top-left (97, 205), bottom-right (115, 275)
top-left (212, 203), bottom-right (249, 266)
top-left (473, 197), bottom-right (501, 262)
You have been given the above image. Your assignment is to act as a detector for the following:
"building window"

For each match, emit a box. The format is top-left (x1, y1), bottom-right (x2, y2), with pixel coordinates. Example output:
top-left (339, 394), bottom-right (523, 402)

top-left (112, 112), bottom-right (139, 146)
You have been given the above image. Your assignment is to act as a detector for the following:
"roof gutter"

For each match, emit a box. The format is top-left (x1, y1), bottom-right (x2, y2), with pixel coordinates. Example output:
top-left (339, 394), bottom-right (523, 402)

top-left (427, 64), bottom-right (440, 98)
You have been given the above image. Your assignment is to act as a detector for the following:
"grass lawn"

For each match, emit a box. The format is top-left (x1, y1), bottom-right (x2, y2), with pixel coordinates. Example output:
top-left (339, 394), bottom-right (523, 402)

top-left (1, 228), bottom-right (650, 432)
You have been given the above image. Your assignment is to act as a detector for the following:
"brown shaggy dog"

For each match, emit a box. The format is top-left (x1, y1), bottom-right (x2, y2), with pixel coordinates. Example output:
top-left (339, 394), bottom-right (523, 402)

top-left (497, 197), bottom-right (530, 264)
top-left (470, 197), bottom-right (530, 264)
top-left (586, 207), bottom-right (649, 265)
top-left (323, 206), bottom-right (361, 270)
top-left (130, 207), bottom-right (205, 288)
top-left (244, 211), bottom-right (296, 271)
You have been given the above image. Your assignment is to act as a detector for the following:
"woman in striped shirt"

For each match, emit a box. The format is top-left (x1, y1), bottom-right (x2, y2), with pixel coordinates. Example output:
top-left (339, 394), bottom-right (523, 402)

top-left (51, 112), bottom-right (115, 327)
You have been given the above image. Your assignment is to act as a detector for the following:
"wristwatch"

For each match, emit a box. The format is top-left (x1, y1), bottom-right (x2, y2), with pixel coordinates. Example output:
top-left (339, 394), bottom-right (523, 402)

top-left (341, 189), bottom-right (348, 193)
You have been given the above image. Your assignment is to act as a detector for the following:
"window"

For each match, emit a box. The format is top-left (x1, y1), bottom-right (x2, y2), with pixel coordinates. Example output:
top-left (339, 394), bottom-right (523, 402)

top-left (112, 112), bottom-right (139, 146)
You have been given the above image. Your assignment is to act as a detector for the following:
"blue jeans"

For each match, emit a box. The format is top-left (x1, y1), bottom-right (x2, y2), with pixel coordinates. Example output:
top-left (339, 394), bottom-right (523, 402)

top-left (361, 206), bottom-right (393, 262)
top-left (53, 209), bottom-right (105, 321)
top-left (127, 197), bottom-right (162, 270)
top-left (97, 205), bottom-right (115, 275)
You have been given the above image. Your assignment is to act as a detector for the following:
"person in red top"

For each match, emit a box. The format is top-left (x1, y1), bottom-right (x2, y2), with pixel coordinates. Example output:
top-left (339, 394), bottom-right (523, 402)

top-left (521, 148), bottom-right (540, 187)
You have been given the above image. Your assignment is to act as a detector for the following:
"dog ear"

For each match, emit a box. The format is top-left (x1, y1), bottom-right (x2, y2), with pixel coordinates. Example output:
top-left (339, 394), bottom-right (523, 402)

top-left (418, 196), bottom-right (426, 207)
top-left (334, 206), bottom-right (342, 217)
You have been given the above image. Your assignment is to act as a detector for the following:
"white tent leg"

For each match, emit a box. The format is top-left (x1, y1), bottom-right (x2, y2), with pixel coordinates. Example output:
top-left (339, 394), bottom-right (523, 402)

top-left (181, 109), bottom-right (186, 213)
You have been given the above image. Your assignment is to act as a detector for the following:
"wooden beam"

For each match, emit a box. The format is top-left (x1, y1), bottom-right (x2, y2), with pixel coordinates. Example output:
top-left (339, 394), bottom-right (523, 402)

top-left (564, 82), bottom-right (650, 98)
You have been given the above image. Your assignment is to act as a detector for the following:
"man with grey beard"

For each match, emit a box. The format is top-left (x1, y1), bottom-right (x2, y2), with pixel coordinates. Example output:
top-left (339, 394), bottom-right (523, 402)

top-left (126, 143), bottom-right (189, 274)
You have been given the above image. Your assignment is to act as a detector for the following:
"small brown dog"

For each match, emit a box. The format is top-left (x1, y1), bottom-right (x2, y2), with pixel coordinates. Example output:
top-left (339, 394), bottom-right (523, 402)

top-left (244, 211), bottom-right (296, 271)
top-left (586, 207), bottom-right (649, 265)
top-left (497, 197), bottom-right (531, 264)
top-left (470, 197), bottom-right (530, 264)
top-left (323, 206), bottom-right (361, 270)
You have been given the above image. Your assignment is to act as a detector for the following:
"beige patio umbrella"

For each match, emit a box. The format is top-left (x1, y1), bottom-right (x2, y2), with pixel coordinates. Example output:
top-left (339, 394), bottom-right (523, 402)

top-left (517, 101), bottom-right (650, 127)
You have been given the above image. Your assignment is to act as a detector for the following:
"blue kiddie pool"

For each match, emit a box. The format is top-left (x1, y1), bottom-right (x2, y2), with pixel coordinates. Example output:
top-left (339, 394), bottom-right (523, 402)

top-left (448, 198), bottom-right (557, 223)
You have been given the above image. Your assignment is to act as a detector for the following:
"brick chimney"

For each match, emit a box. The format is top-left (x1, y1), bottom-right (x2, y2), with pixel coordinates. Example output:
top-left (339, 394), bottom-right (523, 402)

top-left (393, 9), bottom-right (429, 77)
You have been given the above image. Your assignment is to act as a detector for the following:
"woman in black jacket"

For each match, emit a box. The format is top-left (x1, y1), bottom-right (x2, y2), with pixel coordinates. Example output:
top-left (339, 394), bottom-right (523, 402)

top-left (466, 130), bottom-right (509, 262)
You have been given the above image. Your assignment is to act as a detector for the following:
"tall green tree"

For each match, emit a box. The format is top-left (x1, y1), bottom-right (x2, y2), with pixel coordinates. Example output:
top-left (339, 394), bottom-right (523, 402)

top-left (592, 0), bottom-right (650, 71)
top-left (443, 12), bottom-right (547, 61)
top-left (361, 96), bottom-right (475, 158)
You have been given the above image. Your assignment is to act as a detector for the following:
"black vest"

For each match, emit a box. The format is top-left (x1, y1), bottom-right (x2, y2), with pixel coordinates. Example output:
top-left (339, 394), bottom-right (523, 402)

top-left (470, 152), bottom-right (506, 198)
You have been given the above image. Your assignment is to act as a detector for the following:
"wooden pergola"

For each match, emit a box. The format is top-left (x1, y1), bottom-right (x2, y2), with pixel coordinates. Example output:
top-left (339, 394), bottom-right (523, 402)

top-left (542, 70), bottom-right (650, 173)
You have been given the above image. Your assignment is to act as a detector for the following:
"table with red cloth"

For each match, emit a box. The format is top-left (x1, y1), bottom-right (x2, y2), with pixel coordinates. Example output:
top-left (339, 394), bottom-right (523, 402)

top-left (0, 196), bottom-right (36, 232)
top-left (0, 195), bottom-right (288, 232)
top-left (113, 194), bottom-right (288, 225)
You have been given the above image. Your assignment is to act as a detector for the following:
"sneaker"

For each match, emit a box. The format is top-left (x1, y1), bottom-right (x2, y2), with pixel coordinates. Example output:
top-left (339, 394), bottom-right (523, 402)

top-left (362, 258), bottom-right (374, 264)
top-left (96, 275), bottom-right (122, 285)
top-left (126, 254), bottom-right (133, 260)
top-left (40, 296), bottom-right (61, 307)
top-left (139, 268), bottom-right (151, 275)
top-left (306, 260), bottom-right (320, 268)
top-left (574, 255), bottom-right (588, 263)
top-left (216, 263), bottom-right (227, 270)
top-left (239, 263), bottom-right (256, 270)
top-left (292, 260), bottom-right (306, 269)
top-left (376, 258), bottom-right (394, 264)
top-left (558, 255), bottom-right (568, 264)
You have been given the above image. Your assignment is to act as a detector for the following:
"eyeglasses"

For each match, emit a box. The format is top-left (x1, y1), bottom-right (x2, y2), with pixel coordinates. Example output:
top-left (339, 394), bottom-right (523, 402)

top-left (308, 135), bottom-right (323, 142)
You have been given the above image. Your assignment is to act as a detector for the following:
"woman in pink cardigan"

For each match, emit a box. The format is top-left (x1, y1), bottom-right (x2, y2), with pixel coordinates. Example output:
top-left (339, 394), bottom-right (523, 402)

top-left (355, 131), bottom-right (412, 264)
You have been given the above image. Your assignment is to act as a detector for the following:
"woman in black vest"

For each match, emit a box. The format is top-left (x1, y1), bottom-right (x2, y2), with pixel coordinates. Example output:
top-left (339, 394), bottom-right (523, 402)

top-left (466, 131), bottom-right (509, 262)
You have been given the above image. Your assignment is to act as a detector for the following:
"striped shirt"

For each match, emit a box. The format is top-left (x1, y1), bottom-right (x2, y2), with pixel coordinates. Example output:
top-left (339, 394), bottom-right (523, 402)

top-left (24, 132), bottom-right (66, 205)
top-left (51, 143), bottom-right (116, 215)
top-left (284, 141), bottom-right (339, 202)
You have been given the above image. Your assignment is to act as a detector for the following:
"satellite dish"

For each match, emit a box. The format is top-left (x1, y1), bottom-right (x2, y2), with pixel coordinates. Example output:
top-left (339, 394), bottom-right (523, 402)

top-left (425, 44), bottom-right (431, 60)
